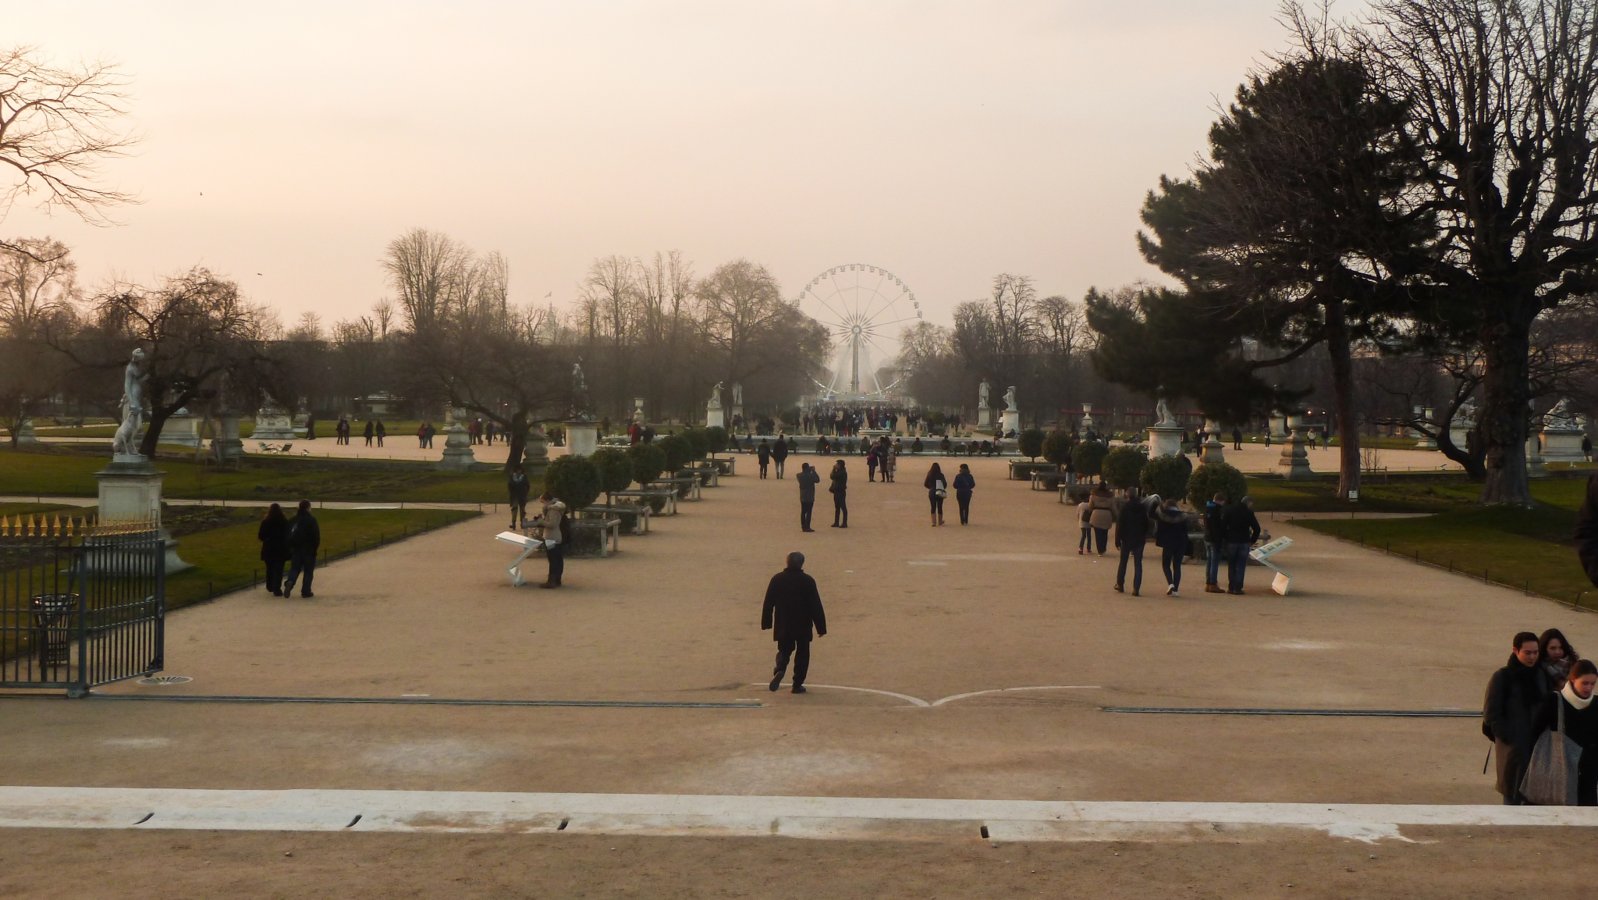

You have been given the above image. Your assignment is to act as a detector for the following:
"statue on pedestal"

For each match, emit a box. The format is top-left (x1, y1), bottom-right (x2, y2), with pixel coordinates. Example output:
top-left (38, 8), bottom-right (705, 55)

top-left (1155, 391), bottom-right (1176, 427)
top-left (570, 361), bottom-right (591, 420)
top-left (708, 382), bottom-right (724, 409)
top-left (1003, 385), bottom-right (1017, 411)
top-left (978, 380), bottom-right (991, 409)
top-left (1545, 398), bottom-right (1577, 429)
top-left (732, 382), bottom-right (743, 406)
top-left (112, 348), bottom-right (149, 458)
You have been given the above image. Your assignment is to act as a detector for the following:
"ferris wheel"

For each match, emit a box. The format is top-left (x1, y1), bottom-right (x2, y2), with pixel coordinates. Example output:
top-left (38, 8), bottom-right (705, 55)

top-left (796, 263), bottom-right (923, 399)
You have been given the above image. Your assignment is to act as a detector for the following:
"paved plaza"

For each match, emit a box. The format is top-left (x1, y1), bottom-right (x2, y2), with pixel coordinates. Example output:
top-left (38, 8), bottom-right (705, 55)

top-left (2, 453), bottom-right (1595, 897)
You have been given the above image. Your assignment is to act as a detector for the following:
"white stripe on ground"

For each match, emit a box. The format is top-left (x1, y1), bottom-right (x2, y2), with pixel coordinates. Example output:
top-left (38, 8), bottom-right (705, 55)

top-left (748, 684), bottom-right (1103, 708)
top-left (1, 787), bottom-right (1594, 843)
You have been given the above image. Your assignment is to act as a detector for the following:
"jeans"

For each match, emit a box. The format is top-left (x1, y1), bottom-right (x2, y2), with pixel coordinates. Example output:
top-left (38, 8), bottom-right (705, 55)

top-left (1161, 547), bottom-right (1184, 590)
top-left (1206, 543), bottom-right (1222, 585)
top-left (1092, 527), bottom-right (1109, 554)
top-left (774, 638), bottom-right (811, 687)
top-left (546, 541), bottom-right (565, 585)
top-left (1079, 526), bottom-right (1092, 552)
top-left (1222, 542), bottom-right (1250, 592)
top-left (284, 551), bottom-right (316, 596)
top-left (956, 492), bottom-right (971, 524)
top-left (833, 494), bottom-right (848, 526)
top-left (800, 501), bottom-right (814, 530)
top-left (1116, 542), bottom-right (1144, 593)
top-left (775, 459), bottom-right (785, 478)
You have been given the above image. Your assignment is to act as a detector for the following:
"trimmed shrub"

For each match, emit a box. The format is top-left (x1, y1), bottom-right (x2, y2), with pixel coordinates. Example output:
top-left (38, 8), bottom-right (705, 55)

top-left (544, 455), bottom-right (601, 511)
top-left (1141, 454), bottom-right (1192, 504)
top-left (591, 447), bottom-right (634, 499)
top-left (1071, 440), bottom-right (1109, 479)
top-left (1101, 445), bottom-right (1148, 490)
top-left (682, 427), bottom-right (710, 460)
top-left (1186, 461), bottom-right (1247, 509)
top-left (1018, 428), bottom-right (1046, 460)
top-left (657, 433), bottom-right (693, 471)
top-left (1041, 430), bottom-right (1074, 467)
top-left (627, 442), bottom-right (667, 485)
top-left (704, 426), bottom-right (729, 454)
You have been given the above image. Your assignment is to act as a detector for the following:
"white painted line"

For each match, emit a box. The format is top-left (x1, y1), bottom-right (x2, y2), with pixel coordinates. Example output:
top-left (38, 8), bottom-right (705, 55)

top-left (1, 787), bottom-right (1594, 843)
top-left (749, 684), bottom-right (1103, 708)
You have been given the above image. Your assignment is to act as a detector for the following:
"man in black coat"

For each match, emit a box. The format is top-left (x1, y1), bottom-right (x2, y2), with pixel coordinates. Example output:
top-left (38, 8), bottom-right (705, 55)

top-left (1113, 490), bottom-right (1152, 596)
top-left (1220, 495), bottom-right (1262, 595)
top-left (796, 463), bottom-right (820, 532)
top-left (1574, 474), bottom-right (1598, 586)
top-left (1483, 632), bottom-right (1551, 804)
top-left (761, 551), bottom-right (827, 694)
top-left (282, 499), bottom-right (321, 598)
top-left (756, 439), bottom-right (771, 479)
top-left (771, 434), bottom-right (789, 479)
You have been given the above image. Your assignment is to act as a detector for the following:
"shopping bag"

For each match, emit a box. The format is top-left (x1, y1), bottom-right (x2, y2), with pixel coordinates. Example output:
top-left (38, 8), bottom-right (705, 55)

top-left (1520, 697), bottom-right (1582, 806)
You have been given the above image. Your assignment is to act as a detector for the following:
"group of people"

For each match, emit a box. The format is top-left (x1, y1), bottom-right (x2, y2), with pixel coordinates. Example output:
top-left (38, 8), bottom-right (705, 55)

top-left (1076, 487), bottom-right (1260, 597)
top-left (332, 417), bottom-right (388, 447)
top-left (256, 500), bottom-right (321, 598)
top-left (754, 437), bottom-right (791, 479)
top-left (415, 422), bottom-right (437, 448)
top-left (786, 457), bottom-right (978, 532)
top-left (1483, 628), bottom-right (1595, 805)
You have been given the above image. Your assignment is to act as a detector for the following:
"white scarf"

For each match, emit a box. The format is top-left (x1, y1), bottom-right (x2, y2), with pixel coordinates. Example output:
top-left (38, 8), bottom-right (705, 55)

top-left (1562, 681), bottom-right (1594, 710)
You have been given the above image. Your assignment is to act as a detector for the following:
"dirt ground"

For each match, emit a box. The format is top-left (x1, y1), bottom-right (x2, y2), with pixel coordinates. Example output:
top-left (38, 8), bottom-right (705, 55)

top-left (2, 453), bottom-right (1592, 896)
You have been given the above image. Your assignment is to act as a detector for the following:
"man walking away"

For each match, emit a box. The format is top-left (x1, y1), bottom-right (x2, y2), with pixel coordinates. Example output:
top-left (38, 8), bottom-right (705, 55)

top-left (761, 551), bottom-right (827, 694)
top-left (507, 463), bottom-right (531, 529)
top-left (953, 463), bottom-right (975, 524)
top-left (797, 462), bottom-right (820, 532)
top-left (829, 460), bottom-right (848, 527)
top-left (772, 434), bottom-right (789, 479)
top-left (757, 439), bottom-right (771, 479)
top-left (282, 499), bottom-right (321, 598)
top-left (1483, 633), bottom-right (1551, 804)
top-left (1203, 492), bottom-right (1227, 593)
top-left (531, 490), bottom-right (567, 588)
top-left (1220, 495), bottom-right (1261, 595)
top-left (1114, 490), bottom-right (1151, 596)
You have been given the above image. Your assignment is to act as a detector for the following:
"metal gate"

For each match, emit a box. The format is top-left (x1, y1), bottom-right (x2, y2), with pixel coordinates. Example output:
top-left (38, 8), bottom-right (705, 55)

top-left (1, 521), bottom-right (165, 697)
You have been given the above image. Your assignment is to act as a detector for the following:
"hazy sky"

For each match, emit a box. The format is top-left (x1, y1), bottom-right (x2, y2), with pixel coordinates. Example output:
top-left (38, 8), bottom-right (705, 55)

top-left (7, 1), bottom-right (1341, 335)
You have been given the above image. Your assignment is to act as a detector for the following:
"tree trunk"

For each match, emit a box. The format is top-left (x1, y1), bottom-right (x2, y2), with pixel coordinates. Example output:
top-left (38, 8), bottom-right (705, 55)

top-left (505, 410), bottom-right (528, 471)
top-left (1323, 303), bottom-right (1360, 500)
top-left (1478, 315), bottom-right (1533, 505)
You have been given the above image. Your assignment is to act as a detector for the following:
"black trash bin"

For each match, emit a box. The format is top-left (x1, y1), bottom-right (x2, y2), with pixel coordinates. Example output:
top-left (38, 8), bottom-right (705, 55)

top-left (30, 593), bottom-right (78, 671)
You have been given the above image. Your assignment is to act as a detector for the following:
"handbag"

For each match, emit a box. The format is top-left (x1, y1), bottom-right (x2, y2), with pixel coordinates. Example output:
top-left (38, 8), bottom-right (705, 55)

top-left (1520, 693), bottom-right (1583, 805)
top-left (934, 479), bottom-right (947, 498)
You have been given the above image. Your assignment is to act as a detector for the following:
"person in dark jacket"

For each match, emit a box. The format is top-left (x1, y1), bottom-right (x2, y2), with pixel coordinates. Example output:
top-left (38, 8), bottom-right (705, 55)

top-left (829, 460), bottom-right (848, 528)
top-left (1219, 495), bottom-right (1261, 595)
top-left (1202, 492), bottom-right (1227, 593)
top-left (924, 462), bottom-right (947, 526)
top-left (772, 435), bottom-right (789, 479)
top-left (1484, 632), bottom-right (1552, 804)
top-left (507, 463), bottom-right (531, 529)
top-left (757, 439), bottom-right (771, 479)
top-left (1114, 491), bottom-right (1152, 596)
top-left (282, 499), bottom-right (321, 598)
top-left (797, 463), bottom-right (821, 532)
top-left (761, 551), bottom-right (828, 694)
top-left (952, 464), bottom-right (975, 525)
top-left (1152, 496), bottom-right (1189, 596)
top-left (1574, 473), bottom-right (1598, 587)
top-left (257, 503), bottom-right (290, 596)
top-left (1532, 658), bottom-right (1598, 805)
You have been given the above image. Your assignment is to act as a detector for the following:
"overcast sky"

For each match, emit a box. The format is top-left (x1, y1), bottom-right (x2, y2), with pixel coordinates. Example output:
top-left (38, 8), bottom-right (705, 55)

top-left (6, 1), bottom-right (1346, 336)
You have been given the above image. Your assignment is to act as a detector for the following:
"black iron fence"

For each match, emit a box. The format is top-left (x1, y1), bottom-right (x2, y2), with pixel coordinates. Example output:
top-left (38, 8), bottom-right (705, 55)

top-left (1, 519), bottom-right (165, 697)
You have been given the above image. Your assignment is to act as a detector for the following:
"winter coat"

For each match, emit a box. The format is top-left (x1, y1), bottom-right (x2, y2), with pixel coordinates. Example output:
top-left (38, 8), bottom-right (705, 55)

top-left (797, 468), bottom-right (820, 503)
top-left (1220, 502), bottom-right (1261, 545)
top-left (761, 567), bottom-right (827, 642)
top-left (829, 468), bottom-right (848, 495)
top-left (507, 472), bottom-right (530, 502)
top-left (953, 472), bottom-right (975, 495)
top-left (1202, 500), bottom-right (1226, 543)
top-left (286, 511), bottom-right (321, 555)
top-left (257, 516), bottom-right (290, 563)
top-left (757, 443), bottom-right (771, 463)
top-left (1088, 492), bottom-right (1116, 530)
top-left (1483, 657), bottom-right (1552, 795)
top-left (771, 441), bottom-right (788, 461)
top-left (924, 470), bottom-right (947, 495)
top-left (1153, 505), bottom-right (1189, 552)
top-left (1114, 497), bottom-right (1151, 546)
top-left (1533, 688), bottom-right (1598, 804)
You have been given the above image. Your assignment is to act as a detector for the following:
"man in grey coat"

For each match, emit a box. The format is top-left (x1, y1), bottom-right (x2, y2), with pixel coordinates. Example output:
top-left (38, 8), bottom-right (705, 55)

top-left (761, 551), bottom-right (827, 694)
top-left (796, 462), bottom-right (820, 532)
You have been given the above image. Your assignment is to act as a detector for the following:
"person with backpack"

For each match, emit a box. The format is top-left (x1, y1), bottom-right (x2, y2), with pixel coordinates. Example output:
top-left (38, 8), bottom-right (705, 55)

top-left (1202, 491), bottom-right (1227, 593)
top-left (530, 490), bottom-right (568, 589)
top-left (1152, 495), bottom-right (1189, 596)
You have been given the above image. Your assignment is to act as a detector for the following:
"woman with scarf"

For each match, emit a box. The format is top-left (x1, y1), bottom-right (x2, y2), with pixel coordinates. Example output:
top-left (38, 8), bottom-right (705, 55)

top-left (1532, 658), bottom-right (1598, 805)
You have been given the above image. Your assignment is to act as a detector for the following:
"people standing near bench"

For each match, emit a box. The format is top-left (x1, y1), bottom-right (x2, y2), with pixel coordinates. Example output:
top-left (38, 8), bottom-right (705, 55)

top-left (829, 460), bottom-right (848, 528)
top-left (1203, 492), bottom-right (1228, 593)
top-left (1113, 490), bottom-right (1151, 596)
top-left (1483, 632), bottom-right (1551, 804)
top-left (257, 503), bottom-right (290, 597)
top-left (507, 463), bottom-right (531, 529)
top-left (530, 490), bottom-right (567, 589)
top-left (282, 499), bottom-right (321, 599)
top-left (772, 434), bottom-right (788, 479)
top-left (761, 551), bottom-right (827, 694)
top-left (924, 462), bottom-right (947, 526)
top-left (797, 462), bottom-right (820, 532)
top-left (953, 463), bottom-right (975, 525)
top-left (757, 439), bottom-right (771, 479)
top-left (1153, 495), bottom-right (1188, 596)
top-left (1219, 495), bottom-right (1260, 595)
top-left (1532, 658), bottom-right (1598, 805)
top-left (1087, 484), bottom-right (1115, 555)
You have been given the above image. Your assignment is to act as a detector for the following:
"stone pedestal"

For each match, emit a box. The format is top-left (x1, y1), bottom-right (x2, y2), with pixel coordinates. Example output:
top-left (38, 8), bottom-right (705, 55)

top-left (14, 417), bottom-right (38, 446)
top-left (705, 404), bottom-right (725, 430)
top-left (1277, 429), bottom-right (1313, 480)
top-left (633, 397), bottom-right (646, 423)
top-left (1540, 427), bottom-right (1585, 462)
top-left (436, 423), bottom-right (477, 471)
top-left (94, 456), bottom-right (191, 573)
top-left (566, 421), bottom-right (599, 457)
top-left (1079, 404), bottom-right (1095, 435)
top-left (1001, 409), bottom-right (1019, 435)
top-left (976, 406), bottom-right (993, 429)
top-left (1200, 418), bottom-right (1225, 463)
top-left (1527, 434), bottom-right (1548, 478)
top-left (164, 411), bottom-right (202, 448)
top-left (1147, 424), bottom-right (1184, 458)
top-left (213, 415), bottom-right (244, 462)
top-left (523, 426), bottom-right (550, 476)
top-left (253, 407), bottom-right (295, 441)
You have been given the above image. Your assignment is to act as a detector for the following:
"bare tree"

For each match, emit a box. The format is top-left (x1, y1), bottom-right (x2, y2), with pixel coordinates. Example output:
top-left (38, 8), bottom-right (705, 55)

top-left (695, 259), bottom-right (787, 390)
top-left (383, 228), bottom-right (468, 336)
top-left (0, 47), bottom-right (137, 254)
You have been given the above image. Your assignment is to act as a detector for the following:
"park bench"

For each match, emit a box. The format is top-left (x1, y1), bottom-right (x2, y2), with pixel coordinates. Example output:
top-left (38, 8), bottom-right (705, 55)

top-left (1030, 470), bottom-right (1071, 491)
top-left (1248, 536), bottom-right (1294, 596)
top-left (584, 502), bottom-right (651, 535)
top-left (256, 441), bottom-right (293, 454)
top-left (664, 475), bottom-right (703, 501)
top-left (1010, 461), bottom-right (1055, 481)
top-left (709, 456), bottom-right (737, 476)
top-left (569, 516), bottom-right (622, 558)
top-left (612, 487), bottom-right (677, 516)
top-left (684, 464), bottom-right (720, 487)
top-left (1059, 483), bottom-right (1094, 505)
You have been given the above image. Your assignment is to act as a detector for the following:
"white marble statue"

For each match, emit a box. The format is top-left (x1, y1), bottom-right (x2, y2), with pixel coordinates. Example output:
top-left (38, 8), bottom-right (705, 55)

top-left (1155, 395), bottom-right (1175, 426)
top-left (732, 382), bottom-right (743, 406)
top-left (978, 380), bottom-right (991, 409)
top-left (708, 381), bottom-right (724, 408)
top-left (1003, 385), bottom-right (1017, 411)
top-left (111, 348), bottom-right (149, 457)
top-left (1545, 398), bottom-right (1577, 429)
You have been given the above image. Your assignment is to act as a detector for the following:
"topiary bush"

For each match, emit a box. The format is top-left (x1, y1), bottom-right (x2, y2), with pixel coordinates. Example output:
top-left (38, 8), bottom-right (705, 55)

top-left (1071, 440), bottom-right (1109, 480)
top-left (590, 447), bottom-right (634, 502)
top-left (681, 427), bottom-right (710, 460)
top-left (657, 433), bottom-right (693, 471)
top-left (1018, 428), bottom-right (1046, 460)
top-left (704, 426), bottom-right (729, 455)
top-left (1101, 445), bottom-right (1148, 489)
top-left (627, 441), bottom-right (667, 485)
top-left (1186, 460), bottom-right (1247, 509)
top-left (1141, 454), bottom-right (1192, 504)
top-left (1041, 430), bottom-right (1074, 467)
top-left (544, 454), bottom-right (601, 512)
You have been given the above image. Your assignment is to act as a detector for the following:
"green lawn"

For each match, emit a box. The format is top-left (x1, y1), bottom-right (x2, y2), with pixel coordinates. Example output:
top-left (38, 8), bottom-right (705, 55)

top-left (0, 446), bottom-right (518, 504)
top-left (1245, 473), bottom-right (1589, 514)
